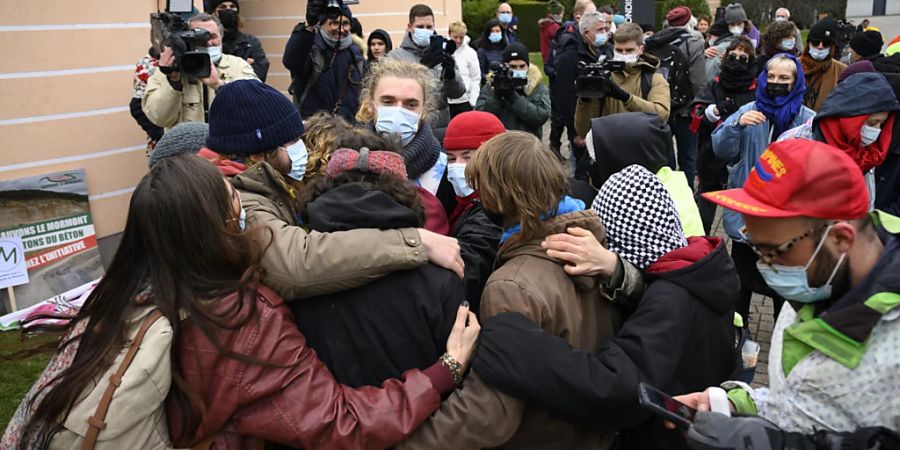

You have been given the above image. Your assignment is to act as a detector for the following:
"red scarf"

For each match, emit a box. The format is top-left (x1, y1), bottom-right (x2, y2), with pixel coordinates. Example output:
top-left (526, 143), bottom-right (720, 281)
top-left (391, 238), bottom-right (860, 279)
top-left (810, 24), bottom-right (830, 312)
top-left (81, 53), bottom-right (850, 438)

top-left (818, 114), bottom-right (895, 172)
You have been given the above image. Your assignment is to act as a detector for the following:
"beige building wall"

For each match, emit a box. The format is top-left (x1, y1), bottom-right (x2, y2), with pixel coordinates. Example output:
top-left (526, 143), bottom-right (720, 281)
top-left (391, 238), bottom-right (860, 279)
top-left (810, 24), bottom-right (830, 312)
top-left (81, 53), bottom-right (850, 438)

top-left (0, 0), bottom-right (460, 244)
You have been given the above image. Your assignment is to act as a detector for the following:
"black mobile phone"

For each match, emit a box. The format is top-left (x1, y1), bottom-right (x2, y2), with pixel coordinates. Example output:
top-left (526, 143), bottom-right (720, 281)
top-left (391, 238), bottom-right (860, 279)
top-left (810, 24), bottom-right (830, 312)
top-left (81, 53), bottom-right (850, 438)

top-left (638, 383), bottom-right (697, 430)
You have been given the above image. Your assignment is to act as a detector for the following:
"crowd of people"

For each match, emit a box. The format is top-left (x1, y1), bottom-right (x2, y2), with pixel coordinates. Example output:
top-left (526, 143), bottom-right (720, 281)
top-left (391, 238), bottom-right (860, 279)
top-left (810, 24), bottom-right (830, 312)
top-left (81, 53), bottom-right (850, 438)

top-left (4, 1), bottom-right (900, 449)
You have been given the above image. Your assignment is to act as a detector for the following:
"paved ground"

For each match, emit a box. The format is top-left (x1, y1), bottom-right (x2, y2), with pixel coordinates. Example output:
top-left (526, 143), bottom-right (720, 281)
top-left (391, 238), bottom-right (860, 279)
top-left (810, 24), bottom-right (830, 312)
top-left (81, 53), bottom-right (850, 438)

top-left (848, 14), bottom-right (900, 51)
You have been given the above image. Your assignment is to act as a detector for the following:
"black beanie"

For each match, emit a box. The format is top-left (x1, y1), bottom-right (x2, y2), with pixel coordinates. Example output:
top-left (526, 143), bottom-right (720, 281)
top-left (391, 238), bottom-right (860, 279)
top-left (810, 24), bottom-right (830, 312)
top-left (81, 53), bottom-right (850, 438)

top-left (503, 43), bottom-right (530, 63)
top-left (808, 18), bottom-right (838, 45)
top-left (708, 18), bottom-right (728, 38)
top-left (850, 30), bottom-right (883, 58)
top-left (206, 0), bottom-right (238, 12)
top-left (206, 80), bottom-right (305, 155)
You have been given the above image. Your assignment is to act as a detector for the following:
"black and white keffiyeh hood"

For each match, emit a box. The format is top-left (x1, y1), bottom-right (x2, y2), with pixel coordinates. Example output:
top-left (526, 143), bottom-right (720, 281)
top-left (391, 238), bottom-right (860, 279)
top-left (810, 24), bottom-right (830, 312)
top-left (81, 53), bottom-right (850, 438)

top-left (592, 165), bottom-right (687, 269)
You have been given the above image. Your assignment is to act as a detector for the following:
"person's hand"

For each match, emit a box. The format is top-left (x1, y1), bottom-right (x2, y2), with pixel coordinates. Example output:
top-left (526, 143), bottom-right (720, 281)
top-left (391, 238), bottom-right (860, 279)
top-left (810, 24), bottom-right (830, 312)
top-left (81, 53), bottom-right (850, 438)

top-left (159, 47), bottom-right (176, 68)
top-left (573, 136), bottom-right (586, 149)
top-left (445, 302), bottom-right (480, 371)
top-left (199, 62), bottom-right (224, 89)
top-left (419, 228), bottom-right (465, 279)
top-left (607, 80), bottom-right (631, 102)
top-left (738, 110), bottom-right (766, 126)
top-left (543, 227), bottom-right (618, 278)
top-left (246, 57), bottom-right (255, 65)
top-left (664, 390), bottom-right (714, 430)
top-left (704, 46), bottom-right (719, 58)
top-left (440, 53), bottom-right (456, 80)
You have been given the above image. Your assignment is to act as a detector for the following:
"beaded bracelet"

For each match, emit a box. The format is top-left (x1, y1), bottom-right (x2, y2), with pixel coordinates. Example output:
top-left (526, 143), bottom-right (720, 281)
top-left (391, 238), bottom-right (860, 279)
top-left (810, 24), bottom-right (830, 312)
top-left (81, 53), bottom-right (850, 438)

top-left (440, 352), bottom-right (463, 386)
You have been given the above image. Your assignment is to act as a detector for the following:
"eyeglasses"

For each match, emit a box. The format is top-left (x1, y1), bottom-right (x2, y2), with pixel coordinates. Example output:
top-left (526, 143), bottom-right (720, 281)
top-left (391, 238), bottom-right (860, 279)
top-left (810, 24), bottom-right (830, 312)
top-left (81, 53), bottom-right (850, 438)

top-left (738, 222), bottom-right (831, 266)
top-left (725, 54), bottom-right (750, 63)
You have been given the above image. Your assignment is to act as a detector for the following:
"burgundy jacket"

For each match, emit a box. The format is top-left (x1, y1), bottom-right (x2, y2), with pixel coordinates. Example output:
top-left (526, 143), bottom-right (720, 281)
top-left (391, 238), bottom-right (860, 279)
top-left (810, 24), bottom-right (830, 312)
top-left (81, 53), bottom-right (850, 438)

top-left (167, 285), bottom-right (454, 449)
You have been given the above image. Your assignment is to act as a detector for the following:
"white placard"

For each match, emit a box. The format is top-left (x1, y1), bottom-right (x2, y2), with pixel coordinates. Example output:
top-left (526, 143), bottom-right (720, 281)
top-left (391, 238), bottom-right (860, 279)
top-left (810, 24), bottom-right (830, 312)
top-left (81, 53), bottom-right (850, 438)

top-left (0, 237), bottom-right (29, 290)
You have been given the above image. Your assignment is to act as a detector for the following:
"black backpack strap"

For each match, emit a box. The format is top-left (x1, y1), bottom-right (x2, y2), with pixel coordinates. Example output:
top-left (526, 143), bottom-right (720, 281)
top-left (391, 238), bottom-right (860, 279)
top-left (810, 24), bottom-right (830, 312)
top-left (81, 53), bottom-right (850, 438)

top-left (640, 70), bottom-right (653, 100)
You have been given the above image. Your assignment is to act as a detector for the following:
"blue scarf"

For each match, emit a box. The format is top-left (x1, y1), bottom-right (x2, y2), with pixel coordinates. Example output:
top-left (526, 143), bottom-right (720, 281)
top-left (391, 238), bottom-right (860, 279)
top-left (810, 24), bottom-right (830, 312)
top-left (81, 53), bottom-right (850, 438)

top-left (754, 53), bottom-right (806, 139)
top-left (500, 196), bottom-right (585, 244)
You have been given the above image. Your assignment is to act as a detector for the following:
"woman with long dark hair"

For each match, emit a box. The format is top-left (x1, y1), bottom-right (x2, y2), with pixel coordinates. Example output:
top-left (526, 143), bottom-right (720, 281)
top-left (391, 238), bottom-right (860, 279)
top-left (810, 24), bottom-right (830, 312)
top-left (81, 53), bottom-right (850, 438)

top-left (1, 155), bottom-right (479, 449)
top-left (476, 19), bottom-right (509, 80)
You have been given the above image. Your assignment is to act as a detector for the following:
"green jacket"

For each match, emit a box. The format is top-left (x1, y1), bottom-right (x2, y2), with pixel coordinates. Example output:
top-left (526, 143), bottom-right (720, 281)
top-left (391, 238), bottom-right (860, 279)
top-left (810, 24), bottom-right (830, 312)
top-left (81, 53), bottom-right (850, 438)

top-left (476, 65), bottom-right (551, 139)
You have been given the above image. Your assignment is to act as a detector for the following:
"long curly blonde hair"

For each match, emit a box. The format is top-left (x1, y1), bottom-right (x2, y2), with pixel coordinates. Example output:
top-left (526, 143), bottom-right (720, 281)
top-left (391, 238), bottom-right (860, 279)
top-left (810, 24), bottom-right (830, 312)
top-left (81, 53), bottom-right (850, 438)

top-left (355, 58), bottom-right (438, 124)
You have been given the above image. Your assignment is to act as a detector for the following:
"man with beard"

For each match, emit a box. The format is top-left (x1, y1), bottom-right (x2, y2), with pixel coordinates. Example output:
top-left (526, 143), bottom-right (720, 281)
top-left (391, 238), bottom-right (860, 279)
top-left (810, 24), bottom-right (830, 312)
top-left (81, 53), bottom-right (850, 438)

top-left (208, 0), bottom-right (269, 81)
top-left (684, 139), bottom-right (900, 435)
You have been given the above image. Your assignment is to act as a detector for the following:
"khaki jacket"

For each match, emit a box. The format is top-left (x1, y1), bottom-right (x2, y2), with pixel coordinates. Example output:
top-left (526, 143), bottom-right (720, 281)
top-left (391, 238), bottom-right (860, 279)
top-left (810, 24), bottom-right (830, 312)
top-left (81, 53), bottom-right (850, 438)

top-left (142, 54), bottom-right (257, 129)
top-left (574, 54), bottom-right (671, 138)
top-left (231, 162), bottom-right (428, 300)
top-left (51, 306), bottom-right (175, 449)
top-left (398, 211), bottom-right (622, 450)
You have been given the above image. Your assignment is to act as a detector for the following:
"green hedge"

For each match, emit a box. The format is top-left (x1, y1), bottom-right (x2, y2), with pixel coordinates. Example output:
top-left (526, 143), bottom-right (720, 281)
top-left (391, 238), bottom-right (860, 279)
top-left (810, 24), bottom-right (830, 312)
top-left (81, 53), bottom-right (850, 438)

top-left (462, 0), bottom-right (499, 40)
top-left (509, 0), bottom-right (547, 53)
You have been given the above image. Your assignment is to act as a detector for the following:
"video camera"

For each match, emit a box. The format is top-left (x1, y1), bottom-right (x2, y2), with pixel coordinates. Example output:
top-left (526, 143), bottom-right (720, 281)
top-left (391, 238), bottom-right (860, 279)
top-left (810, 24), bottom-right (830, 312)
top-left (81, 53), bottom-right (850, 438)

top-left (490, 61), bottom-right (527, 93)
top-left (575, 58), bottom-right (625, 98)
top-left (150, 12), bottom-right (213, 79)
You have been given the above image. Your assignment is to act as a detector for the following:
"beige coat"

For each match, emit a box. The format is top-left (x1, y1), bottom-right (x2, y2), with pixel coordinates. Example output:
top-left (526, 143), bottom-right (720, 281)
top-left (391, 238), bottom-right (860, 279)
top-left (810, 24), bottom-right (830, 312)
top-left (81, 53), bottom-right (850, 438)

top-left (50, 306), bottom-right (176, 449)
top-left (230, 162), bottom-right (429, 300)
top-left (142, 54), bottom-right (257, 129)
top-left (398, 210), bottom-right (622, 450)
top-left (574, 54), bottom-right (671, 138)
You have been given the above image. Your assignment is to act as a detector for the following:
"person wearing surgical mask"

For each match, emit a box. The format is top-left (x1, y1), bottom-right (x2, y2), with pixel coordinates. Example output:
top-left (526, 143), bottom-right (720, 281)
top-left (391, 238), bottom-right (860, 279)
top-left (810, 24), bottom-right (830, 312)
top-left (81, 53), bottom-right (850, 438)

top-left (385, 4), bottom-right (467, 144)
top-left (476, 19), bottom-right (509, 80)
top-left (799, 17), bottom-right (847, 111)
top-left (496, 2), bottom-right (518, 43)
top-left (442, 111), bottom-right (505, 310)
top-left (476, 43), bottom-right (550, 139)
top-left (683, 139), bottom-right (900, 438)
top-left (142, 13), bottom-right (258, 129)
top-left (208, 0), bottom-right (269, 81)
top-left (574, 23), bottom-right (671, 144)
top-left (757, 20), bottom-right (799, 71)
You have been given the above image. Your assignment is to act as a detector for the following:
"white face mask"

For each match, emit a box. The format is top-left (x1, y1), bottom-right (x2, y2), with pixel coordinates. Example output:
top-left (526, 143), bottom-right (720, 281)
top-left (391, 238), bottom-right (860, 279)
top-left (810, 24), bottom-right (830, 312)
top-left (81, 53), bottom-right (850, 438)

top-left (808, 47), bottom-right (831, 61)
top-left (412, 27), bottom-right (433, 47)
top-left (860, 124), bottom-right (882, 146)
top-left (238, 206), bottom-right (247, 231)
top-left (780, 38), bottom-right (795, 50)
top-left (446, 163), bottom-right (474, 197)
top-left (729, 25), bottom-right (744, 36)
top-left (206, 45), bottom-right (223, 64)
top-left (282, 139), bottom-right (308, 181)
top-left (613, 51), bottom-right (638, 64)
top-left (375, 106), bottom-right (421, 146)
top-left (774, 16), bottom-right (788, 22)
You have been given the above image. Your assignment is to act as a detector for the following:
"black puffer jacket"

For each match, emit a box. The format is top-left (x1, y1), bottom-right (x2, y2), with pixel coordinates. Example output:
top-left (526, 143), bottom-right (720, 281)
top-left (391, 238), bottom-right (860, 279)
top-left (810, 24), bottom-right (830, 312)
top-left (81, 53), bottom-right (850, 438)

top-left (472, 237), bottom-right (739, 449)
top-left (223, 29), bottom-right (270, 81)
top-left (290, 183), bottom-right (465, 388)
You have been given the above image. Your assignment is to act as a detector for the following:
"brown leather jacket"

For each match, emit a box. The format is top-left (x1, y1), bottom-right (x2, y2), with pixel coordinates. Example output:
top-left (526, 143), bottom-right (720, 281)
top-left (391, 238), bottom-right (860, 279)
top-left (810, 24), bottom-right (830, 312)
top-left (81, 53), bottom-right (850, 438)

top-left (167, 285), bottom-right (454, 449)
top-left (398, 210), bottom-right (622, 450)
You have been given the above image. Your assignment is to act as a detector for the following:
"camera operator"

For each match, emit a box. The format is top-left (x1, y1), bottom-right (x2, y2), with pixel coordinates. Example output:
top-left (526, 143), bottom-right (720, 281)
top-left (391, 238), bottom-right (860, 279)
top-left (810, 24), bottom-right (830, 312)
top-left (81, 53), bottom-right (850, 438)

top-left (207, 0), bottom-right (269, 81)
top-left (574, 23), bottom-right (670, 142)
top-left (283, 0), bottom-right (366, 123)
top-left (386, 4), bottom-right (466, 143)
top-left (476, 43), bottom-right (550, 138)
top-left (142, 13), bottom-right (257, 129)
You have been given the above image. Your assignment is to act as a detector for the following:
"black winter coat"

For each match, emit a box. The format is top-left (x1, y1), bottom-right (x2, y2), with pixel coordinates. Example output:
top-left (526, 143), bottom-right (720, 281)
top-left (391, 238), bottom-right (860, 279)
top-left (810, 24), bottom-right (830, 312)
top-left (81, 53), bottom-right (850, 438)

top-left (223, 30), bottom-right (270, 81)
top-left (553, 36), bottom-right (611, 143)
top-left (451, 201), bottom-right (501, 313)
top-left (283, 25), bottom-right (366, 123)
top-left (290, 183), bottom-right (465, 388)
top-left (472, 237), bottom-right (739, 449)
top-left (876, 119), bottom-right (900, 216)
top-left (692, 78), bottom-right (756, 186)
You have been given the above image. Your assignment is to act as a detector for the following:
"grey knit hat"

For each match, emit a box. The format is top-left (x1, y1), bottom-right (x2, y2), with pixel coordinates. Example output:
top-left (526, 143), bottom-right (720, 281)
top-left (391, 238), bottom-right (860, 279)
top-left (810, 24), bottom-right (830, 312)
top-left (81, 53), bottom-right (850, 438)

top-left (148, 122), bottom-right (209, 168)
top-left (724, 3), bottom-right (748, 24)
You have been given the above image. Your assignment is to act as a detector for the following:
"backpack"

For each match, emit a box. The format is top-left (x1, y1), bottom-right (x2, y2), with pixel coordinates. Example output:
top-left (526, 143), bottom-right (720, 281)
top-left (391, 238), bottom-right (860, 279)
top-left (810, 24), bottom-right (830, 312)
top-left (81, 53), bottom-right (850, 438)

top-left (644, 29), bottom-right (694, 112)
top-left (545, 21), bottom-right (578, 79)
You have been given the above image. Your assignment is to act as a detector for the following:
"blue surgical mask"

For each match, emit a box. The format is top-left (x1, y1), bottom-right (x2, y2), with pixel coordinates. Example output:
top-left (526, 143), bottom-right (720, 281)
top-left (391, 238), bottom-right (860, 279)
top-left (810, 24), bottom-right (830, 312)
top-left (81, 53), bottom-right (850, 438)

top-left (489, 32), bottom-right (502, 43)
top-left (594, 32), bottom-right (608, 47)
top-left (446, 163), bottom-right (474, 197)
top-left (756, 225), bottom-right (846, 303)
top-left (412, 27), bottom-right (433, 47)
top-left (206, 45), bottom-right (223, 64)
top-left (238, 206), bottom-right (247, 231)
top-left (860, 124), bottom-right (882, 146)
top-left (511, 68), bottom-right (527, 79)
top-left (283, 139), bottom-right (308, 181)
top-left (808, 46), bottom-right (831, 61)
top-left (498, 12), bottom-right (512, 24)
top-left (375, 106), bottom-right (420, 146)
top-left (780, 38), bottom-right (796, 50)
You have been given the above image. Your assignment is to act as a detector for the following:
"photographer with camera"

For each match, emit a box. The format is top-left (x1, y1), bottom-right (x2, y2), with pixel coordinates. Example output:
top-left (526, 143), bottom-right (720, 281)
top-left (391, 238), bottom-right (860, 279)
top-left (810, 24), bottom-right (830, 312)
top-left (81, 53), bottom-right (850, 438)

top-left (207, 0), bottom-right (269, 81)
top-left (476, 43), bottom-right (550, 139)
top-left (386, 4), bottom-right (466, 143)
top-left (574, 23), bottom-right (671, 142)
top-left (283, 0), bottom-right (365, 123)
top-left (142, 13), bottom-right (257, 129)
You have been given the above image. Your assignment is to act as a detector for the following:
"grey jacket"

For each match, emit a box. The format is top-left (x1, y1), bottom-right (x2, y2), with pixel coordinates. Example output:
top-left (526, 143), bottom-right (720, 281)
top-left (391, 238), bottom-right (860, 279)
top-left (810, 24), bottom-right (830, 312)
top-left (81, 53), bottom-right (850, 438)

top-left (387, 32), bottom-right (466, 143)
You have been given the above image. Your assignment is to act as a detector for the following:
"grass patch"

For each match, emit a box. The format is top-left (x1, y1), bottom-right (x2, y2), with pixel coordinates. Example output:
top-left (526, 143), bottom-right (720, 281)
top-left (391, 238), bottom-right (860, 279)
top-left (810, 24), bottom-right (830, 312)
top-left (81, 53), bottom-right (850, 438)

top-left (529, 52), bottom-right (549, 85)
top-left (0, 331), bottom-right (55, 431)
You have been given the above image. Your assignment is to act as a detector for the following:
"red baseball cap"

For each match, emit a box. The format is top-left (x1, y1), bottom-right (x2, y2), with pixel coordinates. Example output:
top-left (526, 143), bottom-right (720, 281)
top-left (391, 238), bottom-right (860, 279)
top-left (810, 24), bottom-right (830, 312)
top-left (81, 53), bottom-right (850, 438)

top-left (703, 139), bottom-right (869, 219)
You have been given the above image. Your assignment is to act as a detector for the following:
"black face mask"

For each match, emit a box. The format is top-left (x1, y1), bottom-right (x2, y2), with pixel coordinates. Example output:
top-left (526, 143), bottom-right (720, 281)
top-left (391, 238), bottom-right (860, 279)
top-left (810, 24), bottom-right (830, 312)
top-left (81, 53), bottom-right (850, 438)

top-left (218, 9), bottom-right (239, 31)
top-left (483, 209), bottom-right (506, 228)
top-left (719, 58), bottom-right (755, 91)
top-left (766, 82), bottom-right (791, 99)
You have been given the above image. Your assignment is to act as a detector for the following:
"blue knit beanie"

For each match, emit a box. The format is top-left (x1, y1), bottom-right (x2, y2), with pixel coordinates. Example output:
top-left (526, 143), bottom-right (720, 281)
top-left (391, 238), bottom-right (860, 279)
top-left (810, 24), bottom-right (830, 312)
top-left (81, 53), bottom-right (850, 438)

top-left (206, 79), bottom-right (304, 155)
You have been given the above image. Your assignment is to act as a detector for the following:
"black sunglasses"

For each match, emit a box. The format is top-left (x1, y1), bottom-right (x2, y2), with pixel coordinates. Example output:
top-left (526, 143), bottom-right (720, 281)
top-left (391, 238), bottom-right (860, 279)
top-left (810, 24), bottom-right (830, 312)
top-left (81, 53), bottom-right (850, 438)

top-left (725, 54), bottom-right (750, 63)
top-left (808, 39), bottom-right (833, 48)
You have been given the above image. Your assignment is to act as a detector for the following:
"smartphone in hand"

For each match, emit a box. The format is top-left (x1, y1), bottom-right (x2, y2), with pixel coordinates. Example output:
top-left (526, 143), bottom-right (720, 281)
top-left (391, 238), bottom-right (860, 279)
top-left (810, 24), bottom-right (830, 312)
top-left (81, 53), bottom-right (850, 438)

top-left (638, 383), bottom-right (697, 430)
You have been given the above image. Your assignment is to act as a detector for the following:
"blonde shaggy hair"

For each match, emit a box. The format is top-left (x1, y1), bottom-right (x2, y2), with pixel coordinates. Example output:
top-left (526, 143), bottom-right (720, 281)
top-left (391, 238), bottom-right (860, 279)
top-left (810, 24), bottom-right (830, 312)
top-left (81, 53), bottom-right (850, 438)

top-left (355, 58), bottom-right (438, 124)
top-left (466, 131), bottom-right (569, 241)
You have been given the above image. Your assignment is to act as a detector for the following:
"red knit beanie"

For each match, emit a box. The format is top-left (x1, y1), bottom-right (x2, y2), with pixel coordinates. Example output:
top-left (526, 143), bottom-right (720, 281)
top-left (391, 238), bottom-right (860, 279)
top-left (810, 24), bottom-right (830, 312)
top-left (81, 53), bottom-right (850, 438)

top-left (443, 111), bottom-right (506, 151)
top-left (666, 6), bottom-right (692, 27)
